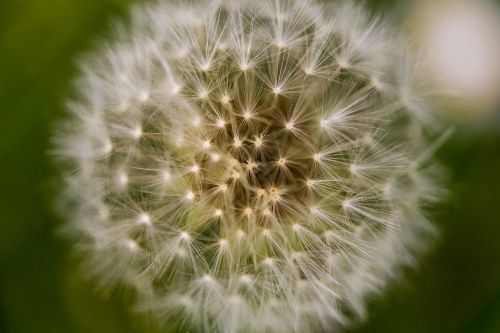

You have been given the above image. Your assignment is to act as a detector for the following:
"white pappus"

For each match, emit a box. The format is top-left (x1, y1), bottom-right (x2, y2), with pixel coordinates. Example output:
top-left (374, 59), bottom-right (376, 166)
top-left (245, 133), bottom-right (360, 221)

top-left (54, 0), bottom-right (445, 332)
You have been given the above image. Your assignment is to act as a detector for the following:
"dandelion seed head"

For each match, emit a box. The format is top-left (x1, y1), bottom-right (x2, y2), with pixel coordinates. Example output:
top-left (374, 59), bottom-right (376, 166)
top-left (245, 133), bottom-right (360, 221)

top-left (55, 0), bottom-right (443, 332)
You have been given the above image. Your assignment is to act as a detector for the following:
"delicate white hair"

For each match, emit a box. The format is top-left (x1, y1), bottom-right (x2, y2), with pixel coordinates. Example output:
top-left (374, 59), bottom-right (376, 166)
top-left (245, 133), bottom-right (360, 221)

top-left (54, 0), bottom-right (444, 332)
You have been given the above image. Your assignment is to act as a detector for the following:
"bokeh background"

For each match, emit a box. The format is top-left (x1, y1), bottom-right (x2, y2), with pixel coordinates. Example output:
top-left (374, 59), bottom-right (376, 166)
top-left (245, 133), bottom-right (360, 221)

top-left (1, 0), bottom-right (499, 332)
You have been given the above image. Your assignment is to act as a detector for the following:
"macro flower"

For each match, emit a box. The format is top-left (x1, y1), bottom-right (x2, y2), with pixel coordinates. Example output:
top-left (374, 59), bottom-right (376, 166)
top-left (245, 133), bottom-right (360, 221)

top-left (55, 0), bottom-right (443, 332)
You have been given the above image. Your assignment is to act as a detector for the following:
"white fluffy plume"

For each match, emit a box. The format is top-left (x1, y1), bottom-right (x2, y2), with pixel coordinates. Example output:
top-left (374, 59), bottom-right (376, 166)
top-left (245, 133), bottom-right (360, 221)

top-left (55, 0), bottom-right (443, 332)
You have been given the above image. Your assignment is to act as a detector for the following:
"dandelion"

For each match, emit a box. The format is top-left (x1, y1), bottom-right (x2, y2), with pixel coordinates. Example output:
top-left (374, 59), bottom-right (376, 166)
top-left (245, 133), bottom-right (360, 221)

top-left (55, 0), bottom-right (444, 332)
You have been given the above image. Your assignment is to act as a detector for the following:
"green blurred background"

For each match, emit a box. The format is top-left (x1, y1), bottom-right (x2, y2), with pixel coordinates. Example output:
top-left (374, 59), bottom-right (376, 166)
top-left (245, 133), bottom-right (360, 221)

top-left (1, 0), bottom-right (499, 332)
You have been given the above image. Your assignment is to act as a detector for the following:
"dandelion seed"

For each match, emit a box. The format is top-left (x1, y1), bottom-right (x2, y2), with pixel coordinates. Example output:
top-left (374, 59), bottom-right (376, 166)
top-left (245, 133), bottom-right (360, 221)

top-left (243, 111), bottom-right (252, 120)
top-left (232, 137), bottom-right (242, 148)
top-left (171, 84), bottom-right (182, 95)
top-left (199, 89), bottom-right (209, 99)
top-left (272, 85), bottom-right (283, 95)
top-left (193, 116), bottom-right (202, 127)
top-left (303, 66), bottom-right (315, 76)
top-left (243, 207), bottom-right (253, 217)
top-left (261, 208), bottom-right (272, 217)
top-left (200, 62), bottom-right (211, 72)
top-left (185, 191), bottom-right (195, 201)
top-left (210, 152), bottom-right (221, 162)
top-left (215, 118), bottom-right (225, 128)
top-left (138, 91), bottom-right (149, 102)
top-left (179, 232), bottom-right (190, 241)
top-left (162, 170), bottom-right (171, 183)
top-left (220, 94), bottom-right (231, 104)
top-left (202, 274), bottom-right (213, 282)
top-left (231, 170), bottom-right (240, 180)
top-left (137, 213), bottom-right (151, 226)
top-left (201, 140), bottom-right (211, 150)
top-left (254, 135), bottom-right (264, 149)
top-left (131, 125), bottom-right (142, 139)
top-left (245, 160), bottom-right (257, 171)
top-left (239, 274), bottom-right (252, 284)
top-left (313, 153), bottom-right (322, 162)
top-left (126, 239), bottom-right (138, 251)
top-left (263, 257), bottom-right (274, 266)
top-left (189, 164), bottom-right (200, 174)
top-left (117, 171), bottom-right (128, 187)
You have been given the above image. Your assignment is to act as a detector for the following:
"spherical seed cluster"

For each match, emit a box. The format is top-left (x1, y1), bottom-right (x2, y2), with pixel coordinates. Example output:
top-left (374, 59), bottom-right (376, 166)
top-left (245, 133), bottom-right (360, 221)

top-left (55, 1), bottom-right (442, 332)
